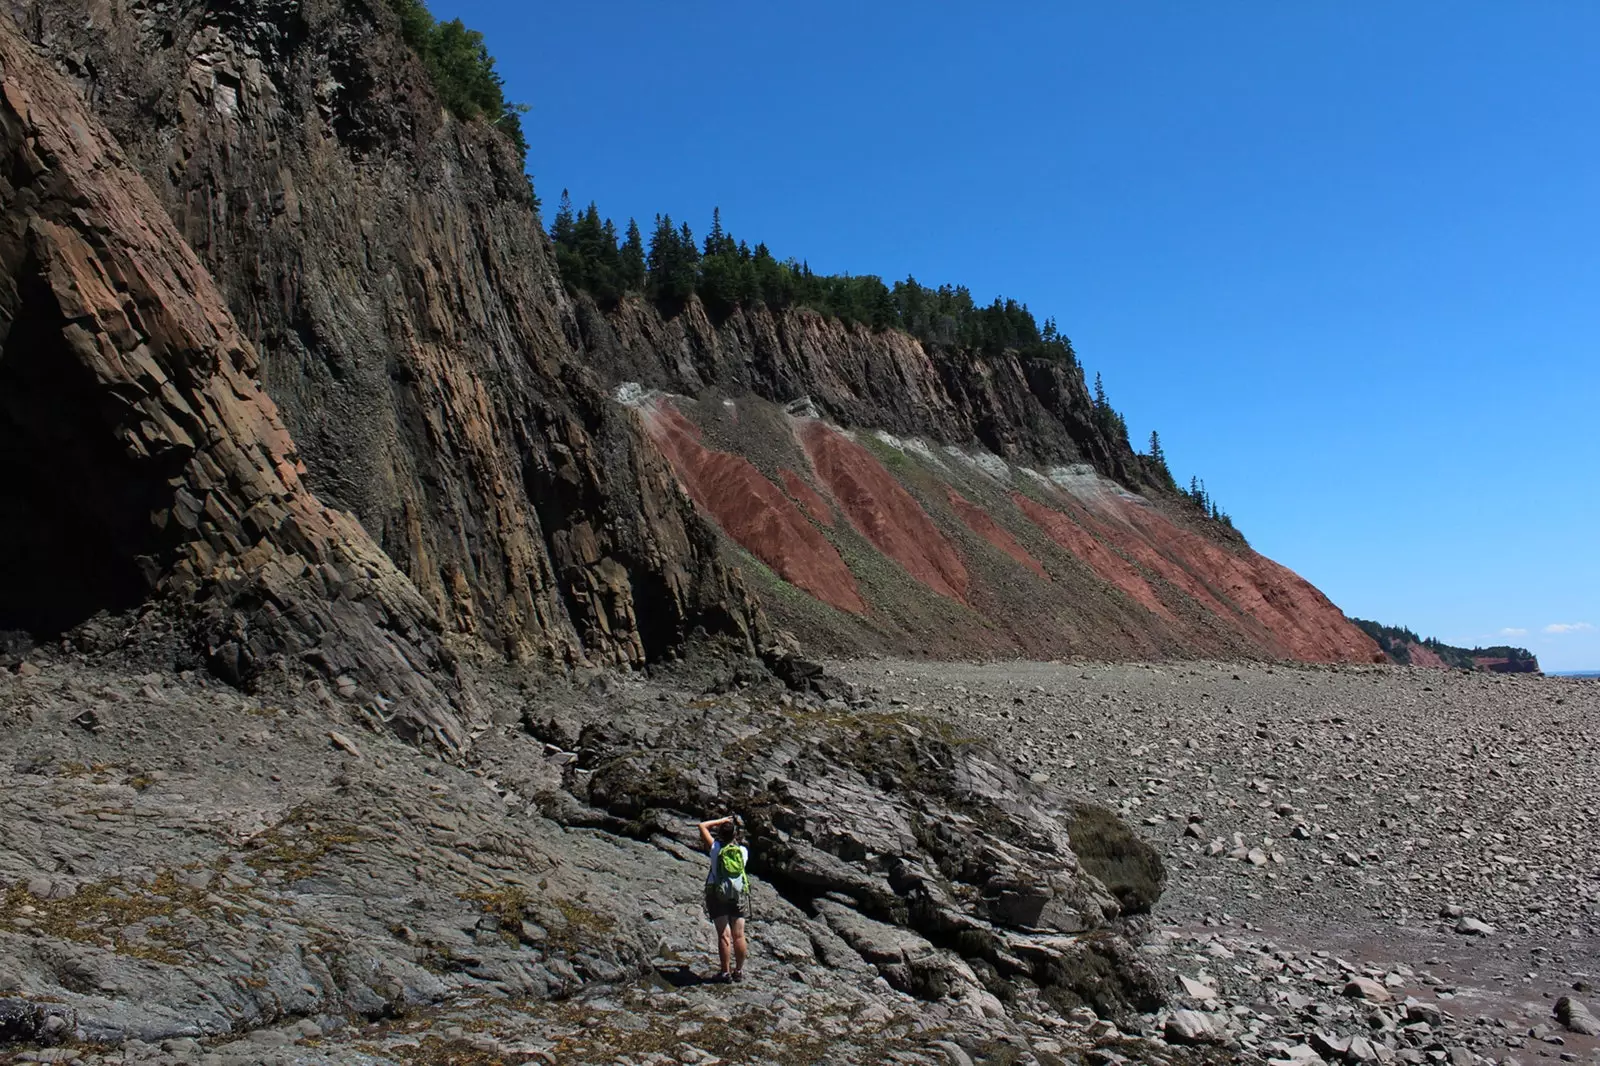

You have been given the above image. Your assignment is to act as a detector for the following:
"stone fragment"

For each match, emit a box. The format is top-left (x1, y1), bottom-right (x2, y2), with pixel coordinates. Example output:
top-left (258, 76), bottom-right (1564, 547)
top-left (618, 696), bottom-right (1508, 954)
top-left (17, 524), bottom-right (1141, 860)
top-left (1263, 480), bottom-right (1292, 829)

top-left (1453, 917), bottom-right (1494, 936)
top-left (1404, 997), bottom-right (1442, 1027)
top-left (1309, 1030), bottom-right (1351, 1058)
top-left (328, 731), bottom-right (362, 758)
top-left (1165, 1009), bottom-right (1222, 1044)
top-left (1180, 975), bottom-right (1218, 1001)
top-left (1554, 995), bottom-right (1599, 1036)
top-left (1343, 976), bottom-right (1392, 1003)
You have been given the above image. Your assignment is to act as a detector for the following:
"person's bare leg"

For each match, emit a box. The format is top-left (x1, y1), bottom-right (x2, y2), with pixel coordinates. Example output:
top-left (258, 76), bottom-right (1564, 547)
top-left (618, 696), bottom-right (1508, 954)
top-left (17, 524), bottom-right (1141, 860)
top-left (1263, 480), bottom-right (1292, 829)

top-left (714, 915), bottom-right (732, 975)
top-left (732, 917), bottom-right (747, 974)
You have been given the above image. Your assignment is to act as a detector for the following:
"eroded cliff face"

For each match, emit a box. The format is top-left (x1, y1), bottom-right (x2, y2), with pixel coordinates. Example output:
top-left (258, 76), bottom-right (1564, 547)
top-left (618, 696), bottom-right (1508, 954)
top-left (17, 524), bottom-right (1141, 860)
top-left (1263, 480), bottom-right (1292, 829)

top-left (5, 0), bottom-right (1375, 692)
top-left (626, 391), bottom-right (1380, 664)
top-left (0, 16), bottom-right (467, 744)
top-left (584, 295), bottom-right (1142, 482)
top-left (11, 0), bottom-right (763, 672)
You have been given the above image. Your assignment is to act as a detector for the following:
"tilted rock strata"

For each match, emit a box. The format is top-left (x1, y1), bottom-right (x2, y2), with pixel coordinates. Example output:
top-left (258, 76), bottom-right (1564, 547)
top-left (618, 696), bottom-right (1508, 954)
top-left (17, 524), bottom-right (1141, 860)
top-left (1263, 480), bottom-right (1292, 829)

top-left (0, 17), bottom-right (464, 746)
top-left (589, 293), bottom-right (1137, 478)
top-left (636, 399), bottom-right (866, 616)
top-left (799, 419), bottom-right (971, 605)
top-left (11, 0), bottom-right (766, 675)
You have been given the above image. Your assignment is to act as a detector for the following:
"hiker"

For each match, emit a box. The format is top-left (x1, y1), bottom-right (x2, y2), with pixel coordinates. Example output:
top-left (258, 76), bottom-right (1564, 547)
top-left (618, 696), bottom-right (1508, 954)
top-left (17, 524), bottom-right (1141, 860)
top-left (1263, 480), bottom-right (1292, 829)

top-left (697, 815), bottom-right (749, 982)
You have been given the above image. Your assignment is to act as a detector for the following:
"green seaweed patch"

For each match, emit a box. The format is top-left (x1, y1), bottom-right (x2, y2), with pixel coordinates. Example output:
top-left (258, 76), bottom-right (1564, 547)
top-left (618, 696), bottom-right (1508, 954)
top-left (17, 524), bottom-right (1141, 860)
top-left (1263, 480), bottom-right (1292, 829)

top-left (1066, 804), bottom-right (1165, 916)
top-left (547, 898), bottom-right (616, 954)
top-left (0, 871), bottom-right (230, 965)
top-left (244, 809), bottom-right (369, 882)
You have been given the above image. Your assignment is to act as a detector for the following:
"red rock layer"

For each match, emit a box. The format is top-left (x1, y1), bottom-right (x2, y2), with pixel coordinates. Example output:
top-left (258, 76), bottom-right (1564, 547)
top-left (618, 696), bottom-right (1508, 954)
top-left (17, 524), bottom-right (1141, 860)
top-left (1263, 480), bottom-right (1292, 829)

top-left (1012, 494), bottom-right (1174, 621)
top-left (799, 422), bottom-right (970, 603)
top-left (781, 469), bottom-right (835, 527)
top-left (947, 490), bottom-right (1048, 580)
top-left (1078, 491), bottom-right (1377, 663)
top-left (642, 403), bottom-right (865, 615)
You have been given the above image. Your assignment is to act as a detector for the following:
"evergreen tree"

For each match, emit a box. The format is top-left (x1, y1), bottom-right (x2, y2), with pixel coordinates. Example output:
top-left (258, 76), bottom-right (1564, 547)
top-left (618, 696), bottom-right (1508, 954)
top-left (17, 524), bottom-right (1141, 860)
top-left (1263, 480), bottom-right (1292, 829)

top-left (647, 215), bottom-right (699, 305)
top-left (620, 218), bottom-right (647, 292)
top-left (551, 191), bottom-right (576, 248)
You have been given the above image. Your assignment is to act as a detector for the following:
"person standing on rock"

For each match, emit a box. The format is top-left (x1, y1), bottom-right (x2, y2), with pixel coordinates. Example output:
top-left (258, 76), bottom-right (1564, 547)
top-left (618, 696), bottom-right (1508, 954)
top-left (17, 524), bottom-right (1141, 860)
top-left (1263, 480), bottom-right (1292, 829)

top-left (698, 815), bottom-right (750, 982)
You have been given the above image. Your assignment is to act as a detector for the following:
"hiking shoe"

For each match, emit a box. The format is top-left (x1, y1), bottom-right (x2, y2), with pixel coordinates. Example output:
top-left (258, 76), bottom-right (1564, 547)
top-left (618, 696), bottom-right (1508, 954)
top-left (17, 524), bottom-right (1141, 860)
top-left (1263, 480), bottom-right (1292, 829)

top-left (711, 972), bottom-right (732, 984)
top-left (731, 971), bottom-right (744, 983)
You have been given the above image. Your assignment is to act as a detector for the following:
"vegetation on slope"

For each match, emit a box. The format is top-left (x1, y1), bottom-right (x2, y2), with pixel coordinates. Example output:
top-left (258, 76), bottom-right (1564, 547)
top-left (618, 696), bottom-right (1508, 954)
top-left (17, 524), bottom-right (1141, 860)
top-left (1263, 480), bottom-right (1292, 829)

top-left (1350, 619), bottom-right (1538, 671)
top-left (385, 0), bottom-right (527, 160)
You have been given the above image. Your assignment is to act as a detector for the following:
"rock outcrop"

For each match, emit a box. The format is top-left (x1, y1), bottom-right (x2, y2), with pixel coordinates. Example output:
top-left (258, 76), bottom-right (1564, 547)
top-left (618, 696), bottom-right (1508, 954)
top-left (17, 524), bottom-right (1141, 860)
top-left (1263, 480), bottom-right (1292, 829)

top-left (586, 294), bottom-right (1140, 480)
top-left (7, 0), bottom-right (764, 682)
top-left (0, 14), bottom-right (465, 745)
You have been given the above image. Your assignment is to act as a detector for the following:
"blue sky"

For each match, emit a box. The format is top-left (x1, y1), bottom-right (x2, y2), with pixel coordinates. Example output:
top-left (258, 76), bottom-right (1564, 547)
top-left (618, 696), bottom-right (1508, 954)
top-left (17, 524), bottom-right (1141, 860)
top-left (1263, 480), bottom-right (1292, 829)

top-left (436, 2), bottom-right (1597, 669)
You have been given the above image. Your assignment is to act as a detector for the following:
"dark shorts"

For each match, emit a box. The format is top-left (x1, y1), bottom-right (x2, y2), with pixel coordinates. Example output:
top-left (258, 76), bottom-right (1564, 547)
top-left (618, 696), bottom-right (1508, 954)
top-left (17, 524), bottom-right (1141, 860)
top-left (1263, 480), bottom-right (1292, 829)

top-left (704, 883), bottom-right (749, 920)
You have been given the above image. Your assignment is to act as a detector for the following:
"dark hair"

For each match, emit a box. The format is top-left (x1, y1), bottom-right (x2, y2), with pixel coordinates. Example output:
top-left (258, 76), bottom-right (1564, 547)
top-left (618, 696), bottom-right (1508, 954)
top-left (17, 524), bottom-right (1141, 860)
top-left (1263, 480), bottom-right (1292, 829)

top-left (715, 820), bottom-right (738, 843)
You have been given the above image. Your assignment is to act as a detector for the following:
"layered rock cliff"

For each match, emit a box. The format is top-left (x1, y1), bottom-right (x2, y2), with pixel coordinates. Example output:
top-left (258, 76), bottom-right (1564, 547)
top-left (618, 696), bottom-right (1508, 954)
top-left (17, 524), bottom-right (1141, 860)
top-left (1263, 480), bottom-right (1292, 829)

top-left (7, 0), bottom-right (764, 686)
top-left (0, 14), bottom-right (474, 744)
top-left (582, 294), bottom-right (1147, 486)
top-left (3, 0), bottom-right (1378, 712)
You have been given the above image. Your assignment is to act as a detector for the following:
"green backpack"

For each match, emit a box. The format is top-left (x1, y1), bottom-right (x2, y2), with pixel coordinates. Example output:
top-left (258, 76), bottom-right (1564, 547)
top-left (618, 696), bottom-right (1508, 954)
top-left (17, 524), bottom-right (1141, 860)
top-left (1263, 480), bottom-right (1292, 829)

top-left (714, 845), bottom-right (748, 902)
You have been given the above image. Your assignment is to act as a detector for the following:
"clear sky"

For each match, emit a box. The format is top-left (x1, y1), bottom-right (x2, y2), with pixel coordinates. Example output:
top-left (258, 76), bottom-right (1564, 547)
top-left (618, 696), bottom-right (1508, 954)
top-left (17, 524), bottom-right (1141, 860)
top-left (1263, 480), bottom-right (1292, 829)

top-left (436, 2), bottom-right (1598, 670)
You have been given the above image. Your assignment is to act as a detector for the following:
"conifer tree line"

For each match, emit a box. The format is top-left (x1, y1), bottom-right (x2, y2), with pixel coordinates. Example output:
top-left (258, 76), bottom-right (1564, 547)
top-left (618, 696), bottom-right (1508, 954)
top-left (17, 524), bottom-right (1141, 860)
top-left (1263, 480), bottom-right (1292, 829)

top-left (550, 195), bottom-right (1078, 364)
top-left (552, 195), bottom-right (1228, 524)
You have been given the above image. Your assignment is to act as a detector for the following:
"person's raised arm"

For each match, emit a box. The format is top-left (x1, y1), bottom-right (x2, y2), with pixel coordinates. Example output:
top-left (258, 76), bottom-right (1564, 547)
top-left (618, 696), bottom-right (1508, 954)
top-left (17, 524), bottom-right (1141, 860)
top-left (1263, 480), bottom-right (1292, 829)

top-left (697, 816), bottom-right (731, 851)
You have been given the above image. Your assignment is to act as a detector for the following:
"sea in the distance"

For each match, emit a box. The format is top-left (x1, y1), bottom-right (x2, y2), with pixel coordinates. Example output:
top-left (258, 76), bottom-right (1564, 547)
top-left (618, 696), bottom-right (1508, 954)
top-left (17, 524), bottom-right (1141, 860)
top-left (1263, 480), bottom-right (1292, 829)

top-left (1550, 670), bottom-right (1600, 679)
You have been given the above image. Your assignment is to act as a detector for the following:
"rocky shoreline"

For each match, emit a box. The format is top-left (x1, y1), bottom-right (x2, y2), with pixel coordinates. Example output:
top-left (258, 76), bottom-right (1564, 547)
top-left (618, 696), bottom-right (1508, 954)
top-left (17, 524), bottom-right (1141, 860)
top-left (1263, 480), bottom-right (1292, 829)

top-left (2, 653), bottom-right (1595, 1064)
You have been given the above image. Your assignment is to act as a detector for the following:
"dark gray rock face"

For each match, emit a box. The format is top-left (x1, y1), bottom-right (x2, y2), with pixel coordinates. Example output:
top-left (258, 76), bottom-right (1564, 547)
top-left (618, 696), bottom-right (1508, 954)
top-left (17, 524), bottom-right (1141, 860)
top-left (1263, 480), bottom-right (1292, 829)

top-left (0, 656), bottom-right (1173, 1064)
top-left (584, 295), bottom-right (1142, 481)
top-left (9, 0), bottom-right (764, 674)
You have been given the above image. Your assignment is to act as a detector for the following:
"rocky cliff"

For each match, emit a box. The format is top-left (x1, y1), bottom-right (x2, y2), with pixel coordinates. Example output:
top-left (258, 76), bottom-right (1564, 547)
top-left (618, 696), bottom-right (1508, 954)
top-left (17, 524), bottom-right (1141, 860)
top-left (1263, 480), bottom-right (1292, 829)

top-left (3, 0), bottom-right (1378, 715)
top-left (6, 0), bottom-right (764, 691)
top-left (582, 294), bottom-right (1143, 484)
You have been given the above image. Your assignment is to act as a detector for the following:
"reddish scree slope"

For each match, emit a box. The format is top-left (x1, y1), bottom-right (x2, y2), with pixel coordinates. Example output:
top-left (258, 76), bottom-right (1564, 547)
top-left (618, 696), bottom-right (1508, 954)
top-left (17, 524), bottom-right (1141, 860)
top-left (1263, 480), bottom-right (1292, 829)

top-left (639, 398), bottom-right (1373, 662)
top-left (1087, 495), bottom-right (1375, 662)
top-left (781, 469), bottom-right (835, 528)
top-left (639, 402), bottom-right (866, 615)
top-left (948, 489), bottom-right (1048, 580)
top-left (1012, 494), bottom-right (1175, 621)
top-left (799, 422), bottom-right (970, 603)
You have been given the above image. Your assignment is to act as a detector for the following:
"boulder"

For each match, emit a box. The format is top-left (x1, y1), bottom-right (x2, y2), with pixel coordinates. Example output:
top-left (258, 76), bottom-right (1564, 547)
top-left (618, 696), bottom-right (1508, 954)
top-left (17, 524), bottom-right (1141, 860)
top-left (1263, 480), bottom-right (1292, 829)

top-left (1165, 1009), bottom-right (1223, 1045)
top-left (1554, 995), bottom-right (1599, 1036)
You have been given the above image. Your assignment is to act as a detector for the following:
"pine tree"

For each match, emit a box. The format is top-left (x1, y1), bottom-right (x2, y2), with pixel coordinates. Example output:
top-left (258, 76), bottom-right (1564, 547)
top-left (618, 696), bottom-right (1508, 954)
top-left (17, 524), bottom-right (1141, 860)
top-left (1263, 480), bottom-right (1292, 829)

top-left (551, 190), bottom-right (576, 248)
top-left (620, 218), bottom-right (646, 292)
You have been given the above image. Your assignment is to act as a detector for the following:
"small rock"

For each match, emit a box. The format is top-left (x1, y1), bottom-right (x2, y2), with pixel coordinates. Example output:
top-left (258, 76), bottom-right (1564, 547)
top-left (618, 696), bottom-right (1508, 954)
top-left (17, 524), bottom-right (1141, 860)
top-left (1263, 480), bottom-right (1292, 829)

top-left (1404, 997), bottom-right (1442, 1027)
top-left (1554, 996), bottom-right (1599, 1036)
top-left (1165, 1009), bottom-right (1222, 1045)
top-left (1344, 976), bottom-right (1393, 1003)
top-left (328, 731), bottom-right (363, 758)
top-left (1310, 1030), bottom-right (1352, 1058)
top-left (1454, 917), bottom-right (1494, 936)
top-left (1180, 975), bottom-right (1218, 1001)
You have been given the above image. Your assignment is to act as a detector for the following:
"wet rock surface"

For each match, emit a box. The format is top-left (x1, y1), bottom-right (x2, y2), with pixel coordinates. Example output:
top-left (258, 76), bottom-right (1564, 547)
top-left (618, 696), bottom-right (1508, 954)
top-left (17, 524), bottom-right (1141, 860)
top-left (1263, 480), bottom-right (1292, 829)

top-left (0, 645), bottom-right (1202, 1065)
